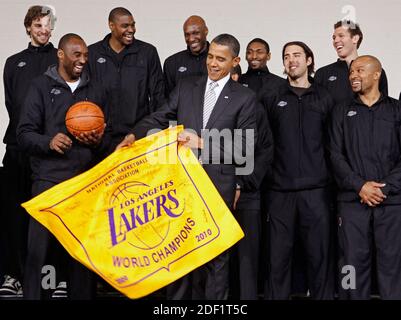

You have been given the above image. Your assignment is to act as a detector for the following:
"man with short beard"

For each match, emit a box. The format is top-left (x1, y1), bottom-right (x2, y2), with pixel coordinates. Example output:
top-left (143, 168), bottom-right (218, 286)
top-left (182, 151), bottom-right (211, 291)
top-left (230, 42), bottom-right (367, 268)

top-left (163, 15), bottom-right (210, 97)
top-left (0, 5), bottom-right (57, 298)
top-left (329, 55), bottom-right (401, 299)
top-left (88, 7), bottom-right (165, 151)
top-left (315, 20), bottom-right (388, 105)
top-left (18, 33), bottom-right (109, 300)
top-left (263, 41), bottom-right (334, 300)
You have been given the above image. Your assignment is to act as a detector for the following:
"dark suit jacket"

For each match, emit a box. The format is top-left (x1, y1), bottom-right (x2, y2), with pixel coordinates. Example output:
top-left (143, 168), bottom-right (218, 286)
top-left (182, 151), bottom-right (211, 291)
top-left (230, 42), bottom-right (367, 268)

top-left (132, 75), bottom-right (258, 207)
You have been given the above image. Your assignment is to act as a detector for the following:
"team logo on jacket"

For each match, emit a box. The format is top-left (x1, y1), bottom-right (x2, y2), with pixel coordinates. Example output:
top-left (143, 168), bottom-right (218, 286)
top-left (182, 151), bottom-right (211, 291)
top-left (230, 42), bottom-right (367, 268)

top-left (50, 88), bottom-right (61, 95)
top-left (347, 111), bottom-right (357, 117)
top-left (178, 66), bottom-right (187, 72)
top-left (17, 61), bottom-right (26, 68)
top-left (328, 75), bottom-right (337, 81)
top-left (277, 101), bottom-right (288, 107)
top-left (97, 57), bottom-right (106, 64)
top-left (242, 83), bottom-right (249, 88)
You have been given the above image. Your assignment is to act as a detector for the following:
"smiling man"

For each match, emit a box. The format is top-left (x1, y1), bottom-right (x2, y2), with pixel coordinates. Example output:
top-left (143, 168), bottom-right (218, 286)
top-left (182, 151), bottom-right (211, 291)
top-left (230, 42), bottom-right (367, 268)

top-left (0, 5), bottom-right (57, 298)
top-left (17, 33), bottom-right (110, 300)
top-left (315, 20), bottom-right (388, 105)
top-left (263, 41), bottom-right (334, 300)
top-left (329, 55), bottom-right (401, 299)
top-left (117, 34), bottom-right (258, 300)
top-left (88, 7), bottom-right (165, 151)
top-left (163, 15), bottom-right (210, 97)
top-left (239, 38), bottom-right (285, 99)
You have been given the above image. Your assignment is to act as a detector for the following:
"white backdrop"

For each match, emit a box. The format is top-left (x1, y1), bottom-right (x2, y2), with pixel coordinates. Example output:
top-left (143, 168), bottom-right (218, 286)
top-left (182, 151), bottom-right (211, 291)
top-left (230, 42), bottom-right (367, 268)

top-left (1, 0), bottom-right (400, 161)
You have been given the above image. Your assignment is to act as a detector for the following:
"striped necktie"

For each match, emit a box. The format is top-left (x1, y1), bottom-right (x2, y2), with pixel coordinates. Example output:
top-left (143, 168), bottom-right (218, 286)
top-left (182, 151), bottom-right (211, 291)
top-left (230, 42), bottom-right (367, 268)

top-left (203, 81), bottom-right (219, 128)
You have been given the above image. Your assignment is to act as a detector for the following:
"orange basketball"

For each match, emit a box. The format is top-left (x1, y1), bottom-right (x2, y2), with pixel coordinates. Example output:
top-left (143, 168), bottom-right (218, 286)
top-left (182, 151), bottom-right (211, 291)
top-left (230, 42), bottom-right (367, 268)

top-left (65, 101), bottom-right (105, 137)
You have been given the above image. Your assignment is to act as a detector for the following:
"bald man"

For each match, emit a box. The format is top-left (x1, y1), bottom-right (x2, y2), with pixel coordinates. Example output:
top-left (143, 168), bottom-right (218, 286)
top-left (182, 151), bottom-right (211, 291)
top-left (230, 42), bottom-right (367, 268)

top-left (18, 33), bottom-right (109, 299)
top-left (163, 15), bottom-right (209, 96)
top-left (329, 55), bottom-right (401, 299)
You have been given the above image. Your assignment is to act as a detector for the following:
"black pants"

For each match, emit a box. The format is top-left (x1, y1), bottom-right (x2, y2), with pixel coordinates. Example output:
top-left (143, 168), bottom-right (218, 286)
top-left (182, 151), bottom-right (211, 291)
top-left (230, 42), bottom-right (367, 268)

top-left (234, 194), bottom-right (260, 300)
top-left (337, 202), bottom-right (401, 299)
top-left (0, 148), bottom-right (31, 281)
top-left (265, 188), bottom-right (334, 299)
top-left (23, 180), bottom-right (95, 300)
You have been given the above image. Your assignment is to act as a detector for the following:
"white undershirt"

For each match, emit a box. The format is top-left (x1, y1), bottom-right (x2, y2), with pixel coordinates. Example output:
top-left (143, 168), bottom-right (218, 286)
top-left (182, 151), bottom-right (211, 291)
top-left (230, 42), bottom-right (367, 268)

top-left (66, 78), bottom-right (81, 93)
top-left (204, 73), bottom-right (230, 101)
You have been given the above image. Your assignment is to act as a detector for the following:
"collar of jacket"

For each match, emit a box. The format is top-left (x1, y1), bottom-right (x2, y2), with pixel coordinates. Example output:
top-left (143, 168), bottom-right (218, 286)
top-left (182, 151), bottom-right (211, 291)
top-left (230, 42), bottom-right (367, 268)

top-left (282, 77), bottom-right (316, 96)
top-left (352, 92), bottom-right (387, 108)
top-left (336, 58), bottom-right (352, 70)
top-left (44, 65), bottom-right (90, 90)
top-left (186, 41), bottom-right (210, 57)
top-left (245, 66), bottom-right (270, 76)
top-left (27, 42), bottom-right (55, 53)
top-left (101, 33), bottom-right (141, 56)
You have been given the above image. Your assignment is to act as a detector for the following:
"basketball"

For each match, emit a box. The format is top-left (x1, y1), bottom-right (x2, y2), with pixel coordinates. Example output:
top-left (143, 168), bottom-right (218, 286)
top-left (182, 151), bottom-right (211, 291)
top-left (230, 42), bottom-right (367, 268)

top-left (65, 101), bottom-right (105, 137)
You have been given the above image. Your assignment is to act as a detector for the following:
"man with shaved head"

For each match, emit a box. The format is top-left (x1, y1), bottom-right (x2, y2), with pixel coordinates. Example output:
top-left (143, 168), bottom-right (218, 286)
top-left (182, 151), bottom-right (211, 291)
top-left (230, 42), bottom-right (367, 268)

top-left (17, 33), bottom-right (109, 299)
top-left (329, 55), bottom-right (401, 299)
top-left (163, 15), bottom-right (209, 96)
top-left (88, 7), bottom-right (165, 151)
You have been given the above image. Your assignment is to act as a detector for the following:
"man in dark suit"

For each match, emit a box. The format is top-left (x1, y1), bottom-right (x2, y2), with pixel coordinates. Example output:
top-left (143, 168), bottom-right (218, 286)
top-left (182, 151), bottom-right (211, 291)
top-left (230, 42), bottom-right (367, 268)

top-left (117, 33), bottom-right (258, 300)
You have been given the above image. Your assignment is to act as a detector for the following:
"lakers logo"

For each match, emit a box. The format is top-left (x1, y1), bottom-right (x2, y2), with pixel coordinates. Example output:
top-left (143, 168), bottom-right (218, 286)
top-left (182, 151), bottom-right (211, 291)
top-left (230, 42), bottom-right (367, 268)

top-left (107, 180), bottom-right (184, 249)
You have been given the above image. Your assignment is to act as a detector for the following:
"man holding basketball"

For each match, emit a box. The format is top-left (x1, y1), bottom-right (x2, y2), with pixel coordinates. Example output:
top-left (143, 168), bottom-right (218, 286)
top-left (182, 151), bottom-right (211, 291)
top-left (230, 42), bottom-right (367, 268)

top-left (17, 33), bottom-right (109, 300)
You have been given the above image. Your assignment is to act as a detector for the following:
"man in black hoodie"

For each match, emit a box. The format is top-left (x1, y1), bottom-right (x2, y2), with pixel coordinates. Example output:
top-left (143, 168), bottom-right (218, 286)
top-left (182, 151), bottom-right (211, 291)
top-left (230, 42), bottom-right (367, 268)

top-left (329, 55), bottom-right (401, 299)
top-left (88, 7), bottom-right (165, 151)
top-left (263, 41), bottom-right (334, 300)
top-left (0, 5), bottom-right (57, 297)
top-left (17, 33), bottom-right (109, 300)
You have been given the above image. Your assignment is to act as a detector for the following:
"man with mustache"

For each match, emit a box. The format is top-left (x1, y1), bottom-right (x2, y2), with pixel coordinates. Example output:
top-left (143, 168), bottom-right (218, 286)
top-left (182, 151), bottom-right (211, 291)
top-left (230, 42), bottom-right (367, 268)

top-left (329, 55), bottom-right (401, 299)
top-left (263, 41), bottom-right (334, 300)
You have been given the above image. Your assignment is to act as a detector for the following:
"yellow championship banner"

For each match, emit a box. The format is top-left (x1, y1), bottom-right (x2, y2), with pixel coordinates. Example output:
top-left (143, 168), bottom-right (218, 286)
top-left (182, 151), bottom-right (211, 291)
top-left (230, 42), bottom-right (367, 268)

top-left (22, 125), bottom-right (244, 299)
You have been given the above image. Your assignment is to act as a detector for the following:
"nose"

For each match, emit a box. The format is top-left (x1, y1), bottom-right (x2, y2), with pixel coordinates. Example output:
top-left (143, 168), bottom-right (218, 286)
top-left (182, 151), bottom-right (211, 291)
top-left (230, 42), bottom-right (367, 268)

top-left (251, 52), bottom-right (257, 60)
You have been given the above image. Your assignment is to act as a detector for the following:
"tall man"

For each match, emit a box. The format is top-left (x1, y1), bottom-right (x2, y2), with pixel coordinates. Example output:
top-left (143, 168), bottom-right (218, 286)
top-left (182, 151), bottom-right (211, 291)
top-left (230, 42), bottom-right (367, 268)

top-left (264, 41), bottom-right (334, 299)
top-left (0, 5), bottom-right (57, 297)
top-left (88, 7), bottom-right (165, 150)
top-left (117, 34), bottom-right (258, 300)
top-left (329, 55), bottom-right (401, 299)
top-left (315, 20), bottom-right (388, 105)
top-left (163, 15), bottom-right (209, 97)
top-left (17, 34), bottom-right (109, 299)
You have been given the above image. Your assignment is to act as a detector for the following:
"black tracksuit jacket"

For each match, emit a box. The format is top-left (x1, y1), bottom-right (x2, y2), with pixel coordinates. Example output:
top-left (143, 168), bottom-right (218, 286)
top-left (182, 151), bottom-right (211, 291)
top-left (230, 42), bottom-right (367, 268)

top-left (239, 67), bottom-right (286, 101)
top-left (3, 43), bottom-right (57, 148)
top-left (315, 59), bottom-right (388, 105)
top-left (17, 66), bottom-right (110, 184)
top-left (329, 94), bottom-right (401, 204)
top-left (163, 43), bottom-right (209, 97)
top-left (88, 34), bottom-right (165, 138)
top-left (264, 82), bottom-right (334, 191)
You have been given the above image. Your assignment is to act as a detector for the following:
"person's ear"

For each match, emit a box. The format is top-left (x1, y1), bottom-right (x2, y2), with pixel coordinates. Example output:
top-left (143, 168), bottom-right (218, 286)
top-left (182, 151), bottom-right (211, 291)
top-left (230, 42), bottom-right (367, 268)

top-left (108, 21), bottom-right (114, 32)
top-left (57, 49), bottom-right (64, 60)
top-left (233, 56), bottom-right (241, 67)
top-left (267, 52), bottom-right (271, 61)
